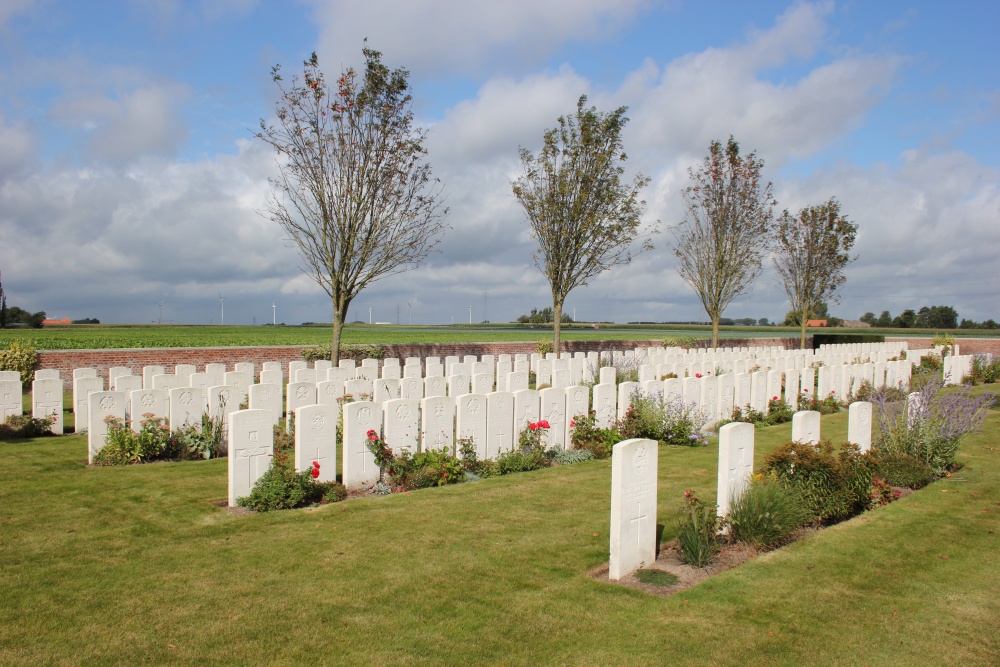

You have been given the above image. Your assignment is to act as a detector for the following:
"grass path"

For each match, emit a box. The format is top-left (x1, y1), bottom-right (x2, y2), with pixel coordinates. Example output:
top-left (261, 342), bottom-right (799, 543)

top-left (1, 394), bottom-right (998, 665)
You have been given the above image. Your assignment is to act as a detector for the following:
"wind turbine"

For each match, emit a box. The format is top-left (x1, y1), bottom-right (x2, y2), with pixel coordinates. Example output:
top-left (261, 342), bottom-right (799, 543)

top-left (407, 301), bottom-right (412, 325)
top-left (155, 299), bottom-right (166, 325)
top-left (218, 293), bottom-right (225, 326)
top-left (272, 302), bottom-right (276, 326)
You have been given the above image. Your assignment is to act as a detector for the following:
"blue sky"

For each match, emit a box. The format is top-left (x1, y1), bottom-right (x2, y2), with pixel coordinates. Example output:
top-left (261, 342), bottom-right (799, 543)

top-left (1, 0), bottom-right (998, 326)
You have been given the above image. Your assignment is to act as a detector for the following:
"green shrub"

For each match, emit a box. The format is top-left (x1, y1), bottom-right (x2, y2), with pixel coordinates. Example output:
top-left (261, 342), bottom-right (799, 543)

top-left (0, 340), bottom-right (38, 383)
top-left (236, 450), bottom-right (342, 511)
top-left (662, 336), bottom-right (701, 350)
top-left (728, 397), bottom-right (794, 428)
top-left (171, 413), bottom-right (227, 460)
top-left (676, 490), bottom-right (719, 568)
top-left (569, 412), bottom-right (619, 459)
top-left (726, 476), bottom-right (810, 548)
top-left (536, 340), bottom-right (553, 356)
top-left (0, 414), bottom-right (54, 440)
top-left (760, 441), bottom-right (877, 523)
top-left (301, 343), bottom-right (384, 362)
top-left (94, 415), bottom-right (182, 465)
top-left (391, 447), bottom-right (466, 489)
top-left (873, 451), bottom-right (935, 489)
top-left (552, 447), bottom-right (595, 465)
top-left (969, 354), bottom-right (1000, 385)
top-left (618, 393), bottom-right (707, 446)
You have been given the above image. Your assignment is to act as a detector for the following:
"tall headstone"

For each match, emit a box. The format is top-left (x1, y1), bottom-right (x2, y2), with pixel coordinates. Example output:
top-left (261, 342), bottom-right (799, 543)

top-left (209, 385), bottom-right (241, 422)
top-left (539, 387), bottom-right (566, 449)
top-left (32, 378), bottom-right (63, 434)
top-left (73, 376), bottom-right (104, 426)
top-left (420, 396), bottom-right (455, 453)
top-left (0, 379), bottom-right (21, 420)
top-left (592, 383), bottom-right (617, 428)
top-left (129, 388), bottom-right (167, 432)
top-left (294, 403), bottom-right (338, 482)
top-left (142, 366), bottom-right (166, 389)
top-left (342, 401), bottom-right (382, 488)
top-left (513, 389), bottom-right (540, 434)
top-left (791, 410), bottom-right (821, 445)
top-left (169, 387), bottom-right (204, 430)
top-left (383, 398), bottom-right (420, 454)
top-left (848, 401), bottom-right (873, 452)
top-left (609, 438), bottom-right (658, 581)
top-left (456, 394), bottom-right (488, 458)
top-left (374, 378), bottom-right (400, 404)
top-left (400, 377), bottom-right (424, 400)
top-left (424, 376), bottom-right (447, 398)
top-left (317, 380), bottom-right (346, 406)
top-left (248, 383), bottom-right (283, 425)
top-left (286, 382), bottom-right (318, 421)
top-left (87, 391), bottom-right (127, 463)
top-left (228, 409), bottom-right (274, 506)
top-left (717, 422), bottom-right (754, 518)
top-left (486, 391), bottom-right (515, 458)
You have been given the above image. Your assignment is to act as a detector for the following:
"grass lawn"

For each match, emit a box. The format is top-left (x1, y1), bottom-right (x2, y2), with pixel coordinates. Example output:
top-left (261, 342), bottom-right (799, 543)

top-left (1, 389), bottom-right (999, 665)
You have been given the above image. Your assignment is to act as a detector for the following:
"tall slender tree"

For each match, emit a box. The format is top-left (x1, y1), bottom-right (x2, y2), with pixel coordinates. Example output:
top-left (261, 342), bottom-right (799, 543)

top-left (512, 96), bottom-right (654, 353)
top-left (256, 46), bottom-right (448, 363)
top-left (671, 136), bottom-right (776, 348)
top-left (773, 198), bottom-right (857, 348)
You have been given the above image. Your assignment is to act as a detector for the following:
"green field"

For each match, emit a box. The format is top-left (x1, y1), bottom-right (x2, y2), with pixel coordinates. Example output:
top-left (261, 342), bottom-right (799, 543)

top-left (2, 390), bottom-right (999, 664)
top-left (1, 322), bottom-right (994, 350)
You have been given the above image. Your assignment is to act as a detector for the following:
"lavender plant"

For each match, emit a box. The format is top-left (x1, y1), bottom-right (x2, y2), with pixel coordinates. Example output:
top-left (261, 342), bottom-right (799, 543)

top-left (618, 391), bottom-right (709, 446)
top-left (872, 378), bottom-right (994, 475)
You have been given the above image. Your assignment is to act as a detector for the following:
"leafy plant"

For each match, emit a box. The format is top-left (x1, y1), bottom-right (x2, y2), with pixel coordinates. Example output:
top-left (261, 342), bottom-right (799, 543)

top-left (872, 450), bottom-right (935, 489)
top-left (725, 475), bottom-right (810, 548)
top-left (0, 340), bottom-right (38, 383)
top-left (536, 340), bottom-right (553, 356)
top-left (94, 415), bottom-right (180, 465)
top-left (551, 447), bottom-right (595, 465)
top-left (302, 343), bottom-right (384, 362)
top-left (0, 414), bottom-right (54, 440)
top-left (236, 449), bottom-right (344, 511)
top-left (617, 392), bottom-right (707, 446)
top-left (518, 420), bottom-right (551, 453)
top-left (171, 413), bottom-right (227, 460)
top-left (676, 489), bottom-right (719, 568)
top-left (969, 353), bottom-right (1000, 385)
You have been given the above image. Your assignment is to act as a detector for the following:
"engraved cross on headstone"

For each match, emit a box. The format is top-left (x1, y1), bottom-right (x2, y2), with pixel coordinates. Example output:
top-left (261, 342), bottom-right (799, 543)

top-left (630, 500), bottom-right (648, 547)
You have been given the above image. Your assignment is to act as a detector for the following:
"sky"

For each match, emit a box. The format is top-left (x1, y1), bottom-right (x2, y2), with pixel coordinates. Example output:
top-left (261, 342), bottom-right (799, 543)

top-left (0, 0), bottom-right (998, 327)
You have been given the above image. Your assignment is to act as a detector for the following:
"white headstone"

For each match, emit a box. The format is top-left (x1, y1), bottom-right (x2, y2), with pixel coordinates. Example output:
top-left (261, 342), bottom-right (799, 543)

top-left (0, 379), bottom-right (21, 420)
top-left (342, 401), bottom-right (382, 488)
top-left (486, 391), bottom-right (515, 458)
top-left (617, 382), bottom-right (640, 421)
top-left (31, 378), bottom-right (63, 434)
top-left (209, 385), bottom-right (241, 423)
top-left (234, 362), bottom-right (255, 376)
top-left (420, 395), bottom-right (455, 454)
top-left (73, 376), bottom-right (104, 421)
top-left (294, 368), bottom-right (318, 385)
top-left (88, 391), bottom-right (127, 463)
top-left (506, 371), bottom-right (529, 393)
top-left (344, 378), bottom-right (373, 400)
top-left (34, 369), bottom-right (60, 380)
top-left (294, 403), bottom-right (337, 482)
top-left (383, 398), bottom-right (420, 454)
top-left (565, 385), bottom-right (589, 448)
top-left (129, 388), bottom-right (167, 432)
top-left (539, 387), bottom-right (566, 449)
top-left (609, 438), bottom-right (658, 581)
top-left (424, 375), bottom-right (447, 398)
top-left (456, 393), bottom-right (488, 459)
top-left (174, 364), bottom-right (196, 377)
top-left (848, 401), bottom-right (873, 452)
top-left (592, 383), bottom-right (617, 429)
top-left (791, 410), bottom-right (821, 445)
top-left (228, 409), bottom-right (274, 506)
top-left (249, 383), bottom-right (283, 425)
top-left (73, 368), bottom-right (98, 381)
top-left (142, 366), bottom-right (165, 389)
top-left (717, 422), bottom-right (754, 518)
top-left (260, 369), bottom-right (283, 387)
top-left (513, 389), bottom-right (540, 433)
top-left (169, 386), bottom-right (204, 430)
top-left (288, 361), bottom-right (308, 379)
top-left (114, 374), bottom-right (142, 400)
top-left (286, 382), bottom-right (318, 423)
top-left (374, 378), bottom-right (400, 404)
top-left (400, 377), bottom-right (424, 400)
top-left (317, 380), bottom-right (346, 406)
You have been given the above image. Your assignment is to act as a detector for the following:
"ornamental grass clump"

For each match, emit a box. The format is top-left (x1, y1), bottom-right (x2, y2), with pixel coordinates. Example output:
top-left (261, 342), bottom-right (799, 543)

top-left (725, 475), bottom-right (810, 549)
top-left (618, 392), bottom-right (708, 446)
top-left (676, 489), bottom-right (719, 568)
top-left (872, 378), bottom-right (994, 475)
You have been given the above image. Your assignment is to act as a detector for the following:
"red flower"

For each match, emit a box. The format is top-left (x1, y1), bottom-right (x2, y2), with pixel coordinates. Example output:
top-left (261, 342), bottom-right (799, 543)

top-left (695, 373), bottom-right (702, 378)
top-left (570, 420), bottom-right (576, 428)
top-left (529, 422), bottom-right (539, 431)
top-left (310, 467), bottom-right (320, 479)
top-left (539, 420), bottom-right (550, 429)
top-left (684, 489), bottom-right (692, 498)
top-left (312, 461), bottom-right (320, 469)
top-left (772, 396), bottom-right (778, 401)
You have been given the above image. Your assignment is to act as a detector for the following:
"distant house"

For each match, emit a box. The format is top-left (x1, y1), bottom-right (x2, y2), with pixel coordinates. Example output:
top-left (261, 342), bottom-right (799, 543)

top-left (41, 318), bottom-right (72, 325)
top-left (805, 319), bottom-right (828, 327)
top-left (841, 320), bottom-right (871, 328)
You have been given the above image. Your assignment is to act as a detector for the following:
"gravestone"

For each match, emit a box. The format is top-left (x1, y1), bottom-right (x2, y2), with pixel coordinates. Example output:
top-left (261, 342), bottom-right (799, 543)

top-left (593, 383), bottom-right (617, 429)
top-left (539, 387), bottom-right (566, 449)
top-left (248, 383), bottom-right (283, 425)
top-left (0, 379), bottom-right (21, 420)
top-left (472, 373), bottom-right (493, 396)
top-left (288, 361), bottom-right (307, 379)
top-left (486, 391), bottom-right (515, 457)
top-left (608, 438), bottom-right (658, 581)
top-left (314, 360), bottom-right (332, 376)
top-left (129, 388), bottom-right (167, 432)
top-left (716, 422), bottom-right (754, 518)
top-left (784, 371), bottom-right (800, 411)
top-left (565, 385), bottom-right (589, 448)
top-left (113, 374), bottom-right (143, 400)
top-left (169, 387), bottom-right (204, 430)
top-left (35, 369), bottom-right (60, 380)
top-left (0, 371), bottom-right (21, 382)
top-left (260, 369), bottom-right (283, 387)
top-left (234, 362), bottom-right (255, 376)
top-left (447, 374), bottom-right (471, 398)
top-left (664, 378), bottom-right (683, 403)
top-left (374, 379), bottom-right (400, 404)
top-left (286, 382), bottom-right (317, 425)
top-left (209, 385), bottom-right (241, 425)
top-left (381, 364), bottom-right (401, 380)
top-left (717, 374), bottom-right (735, 421)
top-left (32, 378), bottom-right (63, 434)
top-left (791, 410), bottom-right (821, 445)
top-left (142, 366), bottom-right (166, 389)
top-left (73, 377), bottom-right (104, 424)
top-left (513, 389), bottom-right (540, 433)
top-left (225, 371), bottom-right (253, 393)
top-left (383, 398), bottom-right (420, 454)
top-left (88, 391), bottom-right (127, 463)
top-left (355, 366), bottom-right (378, 383)
top-left (506, 371), bottom-right (529, 393)
top-left (617, 382), bottom-right (640, 421)
top-left (317, 380), bottom-right (346, 406)
top-left (293, 368), bottom-right (318, 385)
top-left (338, 359), bottom-right (356, 370)
top-left (424, 376), bottom-right (447, 398)
top-left (327, 367), bottom-right (353, 386)
top-left (175, 364), bottom-right (196, 377)
top-left (848, 401), bottom-right (873, 452)
top-left (342, 401), bottom-right (382, 488)
top-left (294, 403), bottom-right (337, 482)
top-left (420, 396), bottom-right (455, 454)
top-left (228, 409), bottom-right (274, 506)
top-left (699, 375), bottom-right (719, 424)
top-left (766, 371), bottom-right (783, 408)
top-left (456, 394), bottom-right (488, 459)
top-left (400, 377), bottom-right (424, 400)
top-left (749, 371), bottom-right (767, 413)
top-left (403, 364), bottom-right (422, 379)
top-left (344, 378), bottom-right (373, 400)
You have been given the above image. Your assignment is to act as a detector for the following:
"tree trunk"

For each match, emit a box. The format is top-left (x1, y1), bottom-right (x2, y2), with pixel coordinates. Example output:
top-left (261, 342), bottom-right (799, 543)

top-left (800, 306), bottom-right (809, 350)
top-left (331, 296), bottom-right (345, 365)
top-left (711, 316), bottom-right (719, 349)
top-left (552, 296), bottom-right (563, 356)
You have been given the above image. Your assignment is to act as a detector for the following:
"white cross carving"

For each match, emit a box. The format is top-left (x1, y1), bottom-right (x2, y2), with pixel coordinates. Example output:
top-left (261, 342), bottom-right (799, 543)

top-left (630, 500), bottom-right (649, 547)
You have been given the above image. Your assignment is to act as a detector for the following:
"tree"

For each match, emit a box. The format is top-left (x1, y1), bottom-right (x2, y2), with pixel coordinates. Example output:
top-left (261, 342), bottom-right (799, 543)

top-left (0, 270), bottom-right (6, 328)
top-left (512, 96), bottom-right (653, 353)
top-left (915, 305), bottom-right (958, 329)
top-left (773, 198), bottom-right (857, 349)
top-left (758, 317), bottom-right (770, 326)
top-left (876, 310), bottom-right (893, 327)
top-left (256, 47), bottom-right (448, 363)
top-left (671, 136), bottom-right (776, 348)
top-left (860, 312), bottom-right (876, 325)
top-left (893, 309), bottom-right (916, 328)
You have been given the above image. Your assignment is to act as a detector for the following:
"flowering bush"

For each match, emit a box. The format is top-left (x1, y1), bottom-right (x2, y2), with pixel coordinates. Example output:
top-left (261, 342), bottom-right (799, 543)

top-left (872, 378), bottom-right (994, 475)
top-left (569, 412), bottom-right (620, 458)
top-left (94, 414), bottom-right (182, 465)
top-left (969, 353), bottom-right (1000, 385)
top-left (236, 449), bottom-right (345, 511)
top-left (518, 420), bottom-right (550, 453)
top-left (365, 429), bottom-right (394, 482)
top-left (618, 392), bottom-right (708, 446)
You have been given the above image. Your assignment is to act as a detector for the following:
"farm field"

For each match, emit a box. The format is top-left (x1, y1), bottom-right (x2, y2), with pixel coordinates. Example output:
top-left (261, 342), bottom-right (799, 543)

top-left (1, 322), bottom-right (992, 350)
top-left (1, 389), bottom-right (998, 665)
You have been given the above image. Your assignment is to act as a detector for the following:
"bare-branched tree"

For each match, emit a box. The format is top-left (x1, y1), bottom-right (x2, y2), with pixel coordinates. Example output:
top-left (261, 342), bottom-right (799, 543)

top-left (512, 95), bottom-right (654, 353)
top-left (774, 198), bottom-right (858, 349)
top-left (671, 136), bottom-right (776, 348)
top-left (256, 47), bottom-right (448, 363)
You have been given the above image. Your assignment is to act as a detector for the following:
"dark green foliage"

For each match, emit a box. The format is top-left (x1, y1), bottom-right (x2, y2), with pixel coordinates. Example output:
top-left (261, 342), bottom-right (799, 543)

top-left (236, 450), bottom-right (344, 511)
top-left (970, 354), bottom-right (1000, 385)
top-left (872, 451), bottom-right (936, 489)
top-left (390, 447), bottom-right (466, 489)
top-left (811, 334), bottom-right (885, 348)
top-left (0, 414), bottom-right (54, 440)
top-left (272, 425), bottom-right (295, 452)
top-left (726, 477), bottom-right (810, 548)
top-left (634, 569), bottom-right (678, 586)
top-left (617, 393), bottom-right (708, 446)
top-left (760, 440), bottom-right (877, 523)
top-left (677, 492), bottom-right (719, 568)
top-left (94, 415), bottom-right (186, 465)
top-left (302, 343), bottom-right (384, 362)
top-left (728, 397), bottom-right (794, 428)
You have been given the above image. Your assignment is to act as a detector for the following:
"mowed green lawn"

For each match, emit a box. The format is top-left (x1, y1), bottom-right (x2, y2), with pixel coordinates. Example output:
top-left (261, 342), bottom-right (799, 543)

top-left (2, 393), bottom-right (999, 665)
